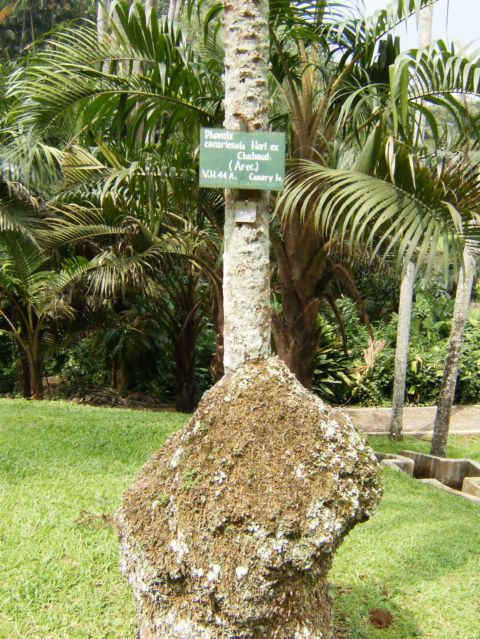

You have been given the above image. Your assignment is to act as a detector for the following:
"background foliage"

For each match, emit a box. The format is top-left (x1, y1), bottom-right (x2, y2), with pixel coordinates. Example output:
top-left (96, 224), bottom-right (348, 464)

top-left (313, 277), bottom-right (480, 406)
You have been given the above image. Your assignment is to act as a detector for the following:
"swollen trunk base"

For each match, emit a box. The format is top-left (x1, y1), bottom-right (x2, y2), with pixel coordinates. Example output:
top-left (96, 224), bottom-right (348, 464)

top-left (116, 357), bottom-right (382, 638)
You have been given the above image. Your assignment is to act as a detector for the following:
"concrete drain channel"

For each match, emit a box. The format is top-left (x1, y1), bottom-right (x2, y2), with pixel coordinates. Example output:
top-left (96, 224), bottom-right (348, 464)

top-left (375, 450), bottom-right (480, 503)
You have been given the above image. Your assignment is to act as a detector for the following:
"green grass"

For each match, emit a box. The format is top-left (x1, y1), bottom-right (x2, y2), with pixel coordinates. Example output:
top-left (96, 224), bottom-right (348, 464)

top-left (1, 399), bottom-right (479, 638)
top-left (368, 433), bottom-right (480, 462)
top-left (0, 399), bottom-right (186, 639)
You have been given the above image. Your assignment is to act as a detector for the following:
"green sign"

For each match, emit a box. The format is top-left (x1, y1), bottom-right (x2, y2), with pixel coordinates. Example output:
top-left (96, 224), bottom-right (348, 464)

top-left (199, 128), bottom-right (285, 191)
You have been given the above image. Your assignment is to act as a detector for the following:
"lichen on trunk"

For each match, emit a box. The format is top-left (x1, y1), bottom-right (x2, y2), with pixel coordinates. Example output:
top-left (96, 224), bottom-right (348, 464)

top-left (116, 358), bottom-right (382, 639)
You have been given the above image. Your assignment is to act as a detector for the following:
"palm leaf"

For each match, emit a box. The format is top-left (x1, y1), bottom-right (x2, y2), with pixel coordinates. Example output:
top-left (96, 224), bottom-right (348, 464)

top-left (277, 158), bottom-right (479, 274)
top-left (10, 2), bottom-right (222, 145)
top-left (389, 42), bottom-right (480, 138)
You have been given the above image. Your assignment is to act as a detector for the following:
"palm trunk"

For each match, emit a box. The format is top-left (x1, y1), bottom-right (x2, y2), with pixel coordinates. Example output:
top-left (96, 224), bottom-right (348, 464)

top-left (167, 0), bottom-right (182, 22)
top-left (115, 352), bottom-right (128, 395)
top-left (28, 0), bottom-right (35, 48)
top-left (271, 232), bottom-right (369, 388)
top-left (418, 5), bottom-right (434, 48)
top-left (111, 360), bottom-right (118, 388)
top-left (211, 288), bottom-right (224, 381)
top-left (389, 260), bottom-right (415, 440)
top-left (174, 322), bottom-right (196, 412)
top-left (16, 346), bottom-right (32, 398)
top-left (389, 4), bottom-right (434, 434)
top-left (272, 291), bottom-right (320, 389)
top-left (97, 0), bottom-right (109, 40)
top-left (175, 271), bottom-right (198, 411)
top-left (30, 360), bottom-right (43, 400)
top-left (222, 1), bottom-right (271, 370)
top-left (28, 338), bottom-right (44, 400)
top-left (21, 6), bottom-right (26, 49)
top-left (430, 247), bottom-right (477, 457)
top-left (417, 5), bottom-right (433, 144)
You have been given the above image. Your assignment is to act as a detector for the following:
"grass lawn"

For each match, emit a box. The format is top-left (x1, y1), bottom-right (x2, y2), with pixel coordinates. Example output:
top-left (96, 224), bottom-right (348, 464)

top-left (1, 399), bottom-right (479, 639)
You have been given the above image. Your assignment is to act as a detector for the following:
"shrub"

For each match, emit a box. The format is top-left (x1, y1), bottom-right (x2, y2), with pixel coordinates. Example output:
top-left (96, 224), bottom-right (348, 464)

top-left (315, 285), bottom-right (480, 406)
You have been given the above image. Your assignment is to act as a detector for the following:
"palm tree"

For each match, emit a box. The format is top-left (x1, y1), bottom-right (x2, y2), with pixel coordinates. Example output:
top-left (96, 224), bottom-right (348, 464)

top-left (274, 8), bottom-right (480, 386)
top-left (389, 0), bottom-right (434, 440)
top-left (6, 1), bottom-right (225, 404)
top-left (0, 0), bottom-right (96, 57)
top-left (221, 0), bottom-right (271, 369)
top-left (9, 0), bottom-right (480, 390)
top-left (0, 229), bottom-right (92, 398)
top-left (45, 134), bottom-right (223, 408)
top-left (204, 0), bottom-right (479, 387)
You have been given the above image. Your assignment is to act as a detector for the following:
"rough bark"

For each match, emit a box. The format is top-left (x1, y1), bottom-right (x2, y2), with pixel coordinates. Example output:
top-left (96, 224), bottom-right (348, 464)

top-left (389, 260), bottom-right (415, 440)
top-left (431, 247), bottom-right (477, 457)
top-left (117, 358), bottom-right (382, 639)
top-left (222, 0), bottom-right (271, 371)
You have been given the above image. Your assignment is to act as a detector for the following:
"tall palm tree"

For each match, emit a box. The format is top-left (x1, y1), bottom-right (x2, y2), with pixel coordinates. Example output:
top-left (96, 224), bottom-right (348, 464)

top-left (9, 0), bottom-right (480, 389)
top-left (389, 0), bottom-right (435, 440)
top-left (274, 10), bottom-right (480, 386)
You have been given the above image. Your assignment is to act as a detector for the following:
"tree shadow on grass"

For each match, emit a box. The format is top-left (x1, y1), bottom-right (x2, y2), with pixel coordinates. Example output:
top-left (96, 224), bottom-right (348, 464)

top-left (332, 582), bottom-right (422, 639)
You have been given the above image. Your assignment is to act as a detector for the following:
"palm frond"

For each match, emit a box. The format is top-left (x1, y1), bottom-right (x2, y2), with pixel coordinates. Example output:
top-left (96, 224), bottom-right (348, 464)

top-left (9, 2), bottom-right (222, 145)
top-left (389, 41), bottom-right (480, 139)
top-left (0, 180), bottom-right (44, 241)
top-left (277, 158), bottom-right (480, 275)
top-left (329, 0), bottom-right (436, 63)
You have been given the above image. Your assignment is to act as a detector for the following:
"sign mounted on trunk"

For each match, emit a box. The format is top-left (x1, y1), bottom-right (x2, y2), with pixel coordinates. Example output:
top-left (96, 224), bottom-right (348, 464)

top-left (199, 128), bottom-right (285, 191)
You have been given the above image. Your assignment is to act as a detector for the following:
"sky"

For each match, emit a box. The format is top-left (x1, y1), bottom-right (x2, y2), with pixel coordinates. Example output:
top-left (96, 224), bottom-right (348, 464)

top-left (363, 0), bottom-right (480, 52)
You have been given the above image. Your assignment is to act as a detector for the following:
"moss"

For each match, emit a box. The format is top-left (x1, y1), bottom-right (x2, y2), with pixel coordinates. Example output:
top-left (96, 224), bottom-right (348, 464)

top-left (117, 357), bottom-right (382, 639)
top-left (181, 467), bottom-right (203, 491)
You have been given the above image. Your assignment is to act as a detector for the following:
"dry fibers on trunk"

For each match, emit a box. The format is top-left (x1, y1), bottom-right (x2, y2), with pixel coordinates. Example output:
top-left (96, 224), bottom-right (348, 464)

top-left (116, 358), bottom-right (382, 638)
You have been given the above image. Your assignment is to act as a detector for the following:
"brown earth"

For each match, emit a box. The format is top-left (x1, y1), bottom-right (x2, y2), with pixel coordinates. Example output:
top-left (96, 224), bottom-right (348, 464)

top-left (369, 607), bottom-right (394, 629)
